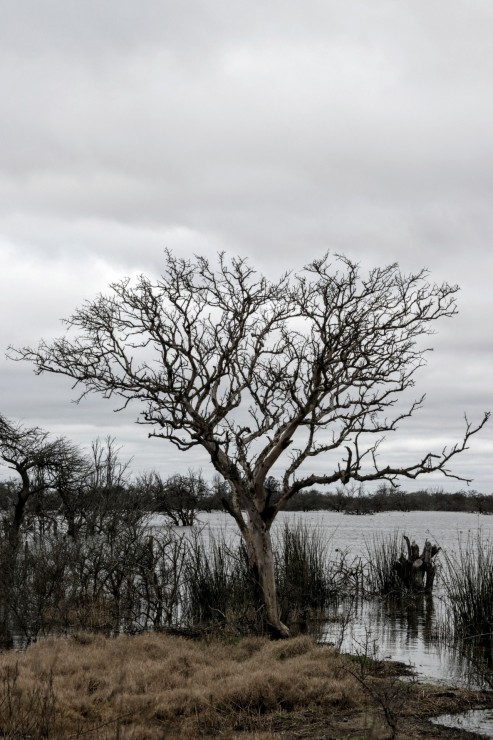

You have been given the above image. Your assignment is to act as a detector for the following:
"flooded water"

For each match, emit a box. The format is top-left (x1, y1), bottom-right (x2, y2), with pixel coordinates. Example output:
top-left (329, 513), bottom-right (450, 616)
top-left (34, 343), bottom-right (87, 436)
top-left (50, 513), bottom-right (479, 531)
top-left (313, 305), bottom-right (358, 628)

top-left (321, 595), bottom-right (472, 687)
top-left (193, 509), bottom-right (493, 736)
top-left (431, 708), bottom-right (493, 737)
top-left (192, 509), bottom-right (493, 559)
top-left (191, 510), bottom-right (493, 688)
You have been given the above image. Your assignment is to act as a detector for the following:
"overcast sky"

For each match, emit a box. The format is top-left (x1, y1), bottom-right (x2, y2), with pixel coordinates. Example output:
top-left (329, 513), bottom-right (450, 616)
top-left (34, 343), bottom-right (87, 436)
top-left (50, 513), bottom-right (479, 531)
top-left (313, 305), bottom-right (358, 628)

top-left (0, 1), bottom-right (492, 491)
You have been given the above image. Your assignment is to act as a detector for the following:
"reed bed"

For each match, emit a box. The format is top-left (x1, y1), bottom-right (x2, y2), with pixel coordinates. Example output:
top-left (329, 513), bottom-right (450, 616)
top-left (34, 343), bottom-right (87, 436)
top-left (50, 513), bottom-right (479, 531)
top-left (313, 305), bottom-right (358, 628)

top-left (183, 522), bottom-right (344, 634)
top-left (1, 514), bottom-right (445, 647)
top-left (1, 518), bottom-right (354, 642)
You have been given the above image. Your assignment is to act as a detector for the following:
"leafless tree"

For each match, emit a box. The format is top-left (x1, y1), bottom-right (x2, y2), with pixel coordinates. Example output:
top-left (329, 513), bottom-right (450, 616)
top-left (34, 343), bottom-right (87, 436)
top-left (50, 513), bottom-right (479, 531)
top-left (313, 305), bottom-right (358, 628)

top-left (0, 415), bottom-right (87, 643)
top-left (57, 436), bottom-right (141, 540)
top-left (0, 414), bottom-right (87, 548)
top-left (11, 252), bottom-right (489, 637)
top-left (88, 436), bottom-right (131, 491)
top-left (139, 470), bottom-right (208, 526)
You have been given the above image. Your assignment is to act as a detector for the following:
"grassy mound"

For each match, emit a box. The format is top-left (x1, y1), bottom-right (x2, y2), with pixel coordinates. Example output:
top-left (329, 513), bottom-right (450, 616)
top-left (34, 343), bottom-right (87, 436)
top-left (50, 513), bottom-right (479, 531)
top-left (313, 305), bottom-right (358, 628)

top-left (0, 632), bottom-right (490, 738)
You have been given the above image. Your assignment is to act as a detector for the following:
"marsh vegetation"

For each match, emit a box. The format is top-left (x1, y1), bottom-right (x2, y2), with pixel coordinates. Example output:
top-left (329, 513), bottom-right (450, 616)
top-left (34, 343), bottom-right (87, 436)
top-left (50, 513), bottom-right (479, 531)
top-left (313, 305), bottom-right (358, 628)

top-left (3, 503), bottom-right (493, 736)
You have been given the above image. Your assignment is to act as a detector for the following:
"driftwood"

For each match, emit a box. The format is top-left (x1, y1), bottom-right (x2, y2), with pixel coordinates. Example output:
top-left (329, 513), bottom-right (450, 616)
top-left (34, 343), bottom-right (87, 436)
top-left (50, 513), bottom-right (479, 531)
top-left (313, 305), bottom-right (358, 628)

top-left (393, 536), bottom-right (440, 593)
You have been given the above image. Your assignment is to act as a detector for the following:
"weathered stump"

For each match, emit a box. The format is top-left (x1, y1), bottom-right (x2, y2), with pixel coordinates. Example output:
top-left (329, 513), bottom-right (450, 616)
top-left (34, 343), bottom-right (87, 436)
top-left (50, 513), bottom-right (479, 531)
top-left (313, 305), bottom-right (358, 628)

top-left (393, 536), bottom-right (440, 593)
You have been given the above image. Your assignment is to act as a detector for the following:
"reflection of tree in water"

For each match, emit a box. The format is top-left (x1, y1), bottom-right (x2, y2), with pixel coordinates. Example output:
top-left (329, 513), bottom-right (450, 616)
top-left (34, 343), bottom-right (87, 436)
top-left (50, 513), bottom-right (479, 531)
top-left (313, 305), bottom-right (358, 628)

top-left (386, 594), bottom-right (436, 644)
top-left (357, 594), bottom-right (438, 653)
top-left (327, 594), bottom-right (437, 653)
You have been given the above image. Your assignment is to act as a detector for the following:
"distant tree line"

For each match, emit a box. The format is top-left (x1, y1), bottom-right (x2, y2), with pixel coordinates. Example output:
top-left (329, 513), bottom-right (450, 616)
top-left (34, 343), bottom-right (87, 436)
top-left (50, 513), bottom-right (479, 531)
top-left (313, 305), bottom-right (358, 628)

top-left (167, 480), bottom-right (493, 516)
top-left (1, 456), bottom-right (492, 537)
top-left (128, 475), bottom-right (493, 518)
top-left (271, 482), bottom-right (493, 515)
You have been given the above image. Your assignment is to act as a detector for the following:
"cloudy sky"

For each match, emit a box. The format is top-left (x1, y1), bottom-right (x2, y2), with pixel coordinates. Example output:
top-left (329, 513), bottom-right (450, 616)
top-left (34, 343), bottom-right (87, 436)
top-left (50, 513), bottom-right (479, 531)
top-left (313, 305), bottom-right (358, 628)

top-left (0, 0), bottom-right (492, 491)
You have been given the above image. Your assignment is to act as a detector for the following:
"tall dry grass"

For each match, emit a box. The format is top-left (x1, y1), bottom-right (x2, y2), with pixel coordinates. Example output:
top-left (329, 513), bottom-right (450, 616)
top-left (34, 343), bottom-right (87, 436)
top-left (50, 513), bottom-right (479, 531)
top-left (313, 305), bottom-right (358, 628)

top-left (0, 632), bottom-right (360, 738)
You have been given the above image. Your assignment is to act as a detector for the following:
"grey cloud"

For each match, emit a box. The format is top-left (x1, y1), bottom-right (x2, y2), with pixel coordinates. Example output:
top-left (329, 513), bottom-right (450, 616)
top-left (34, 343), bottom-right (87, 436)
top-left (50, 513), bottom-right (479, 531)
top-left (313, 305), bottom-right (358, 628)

top-left (0, 0), bottom-right (491, 489)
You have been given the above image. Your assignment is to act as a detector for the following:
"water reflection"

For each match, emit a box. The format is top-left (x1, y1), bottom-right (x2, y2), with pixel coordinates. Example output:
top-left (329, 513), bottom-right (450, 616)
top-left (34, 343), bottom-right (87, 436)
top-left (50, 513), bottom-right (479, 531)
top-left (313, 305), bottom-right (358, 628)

top-left (380, 593), bottom-right (436, 646)
top-left (321, 593), bottom-right (493, 689)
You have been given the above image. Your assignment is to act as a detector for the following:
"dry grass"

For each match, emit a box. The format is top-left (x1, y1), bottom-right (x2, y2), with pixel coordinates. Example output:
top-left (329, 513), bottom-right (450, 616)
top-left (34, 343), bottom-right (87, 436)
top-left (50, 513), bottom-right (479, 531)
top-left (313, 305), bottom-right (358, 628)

top-left (0, 632), bottom-right (491, 739)
top-left (0, 632), bottom-right (361, 738)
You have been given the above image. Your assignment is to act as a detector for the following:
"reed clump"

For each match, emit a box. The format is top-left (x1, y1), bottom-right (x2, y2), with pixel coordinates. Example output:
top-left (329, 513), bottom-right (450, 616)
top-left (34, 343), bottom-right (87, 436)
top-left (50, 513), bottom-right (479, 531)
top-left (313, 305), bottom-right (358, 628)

top-left (184, 522), bottom-right (348, 635)
top-left (443, 532), bottom-right (493, 640)
top-left (365, 532), bottom-right (403, 595)
top-left (183, 534), bottom-right (259, 632)
top-left (275, 521), bottom-right (337, 625)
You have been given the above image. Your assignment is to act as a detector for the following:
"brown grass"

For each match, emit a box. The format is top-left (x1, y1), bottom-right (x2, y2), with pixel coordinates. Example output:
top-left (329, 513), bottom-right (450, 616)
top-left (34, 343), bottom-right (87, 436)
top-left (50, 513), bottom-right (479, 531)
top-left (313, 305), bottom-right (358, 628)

top-left (0, 632), bottom-right (491, 739)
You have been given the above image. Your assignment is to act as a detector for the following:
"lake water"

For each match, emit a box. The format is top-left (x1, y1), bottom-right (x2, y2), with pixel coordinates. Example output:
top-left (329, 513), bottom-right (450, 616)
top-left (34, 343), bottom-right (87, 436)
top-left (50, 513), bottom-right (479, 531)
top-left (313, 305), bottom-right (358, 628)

top-left (191, 509), bottom-right (493, 559)
top-left (192, 509), bottom-right (493, 736)
top-left (188, 510), bottom-right (493, 687)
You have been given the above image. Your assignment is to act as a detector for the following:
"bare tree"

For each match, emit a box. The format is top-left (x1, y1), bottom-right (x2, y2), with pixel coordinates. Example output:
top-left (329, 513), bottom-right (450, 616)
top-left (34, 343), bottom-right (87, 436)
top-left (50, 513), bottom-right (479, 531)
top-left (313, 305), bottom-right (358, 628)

top-left (0, 414), bottom-right (87, 548)
top-left (140, 470), bottom-right (208, 526)
top-left (88, 436), bottom-right (132, 491)
top-left (56, 436), bottom-right (134, 539)
top-left (11, 252), bottom-right (489, 637)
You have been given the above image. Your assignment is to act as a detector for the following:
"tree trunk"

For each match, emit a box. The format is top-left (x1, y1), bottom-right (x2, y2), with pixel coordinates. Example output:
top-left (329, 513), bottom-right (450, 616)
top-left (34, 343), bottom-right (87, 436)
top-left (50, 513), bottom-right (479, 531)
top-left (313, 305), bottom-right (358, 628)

top-left (243, 514), bottom-right (290, 639)
top-left (58, 489), bottom-right (78, 540)
top-left (394, 537), bottom-right (440, 593)
top-left (8, 494), bottom-right (28, 551)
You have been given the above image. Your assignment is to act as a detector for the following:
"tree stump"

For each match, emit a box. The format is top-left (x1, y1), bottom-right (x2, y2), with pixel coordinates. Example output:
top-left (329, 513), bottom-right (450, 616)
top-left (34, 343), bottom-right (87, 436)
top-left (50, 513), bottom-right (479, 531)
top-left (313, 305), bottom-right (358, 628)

top-left (393, 536), bottom-right (440, 593)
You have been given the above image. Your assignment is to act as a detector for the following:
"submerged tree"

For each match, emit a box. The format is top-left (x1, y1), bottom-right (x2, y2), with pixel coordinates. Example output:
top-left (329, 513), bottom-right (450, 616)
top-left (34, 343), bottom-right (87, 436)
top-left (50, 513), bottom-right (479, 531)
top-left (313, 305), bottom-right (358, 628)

top-left (12, 252), bottom-right (488, 637)
top-left (140, 470), bottom-right (209, 526)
